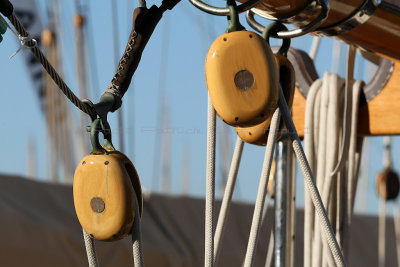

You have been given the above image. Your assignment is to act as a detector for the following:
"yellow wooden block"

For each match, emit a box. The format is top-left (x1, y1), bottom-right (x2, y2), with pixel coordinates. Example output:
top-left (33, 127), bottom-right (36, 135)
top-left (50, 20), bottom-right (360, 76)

top-left (236, 54), bottom-right (295, 145)
top-left (205, 31), bottom-right (279, 127)
top-left (73, 151), bottom-right (139, 241)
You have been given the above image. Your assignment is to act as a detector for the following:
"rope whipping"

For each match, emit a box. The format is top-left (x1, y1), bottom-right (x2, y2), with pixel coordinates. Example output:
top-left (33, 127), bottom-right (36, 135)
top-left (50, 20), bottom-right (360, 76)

top-left (214, 136), bottom-right (244, 265)
top-left (82, 229), bottom-right (99, 267)
top-left (277, 86), bottom-right (346, 267)
top-left (205, 95), bottom-right (216, 267)
top-left (243, 108), bottom-right (281, 267)
top-left (6, 14), bottom-right (95, 116)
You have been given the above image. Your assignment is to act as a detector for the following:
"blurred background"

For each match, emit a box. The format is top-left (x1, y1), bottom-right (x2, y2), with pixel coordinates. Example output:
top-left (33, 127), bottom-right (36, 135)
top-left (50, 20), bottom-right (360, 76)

top-left (0, 0), bottom-right (395, 216)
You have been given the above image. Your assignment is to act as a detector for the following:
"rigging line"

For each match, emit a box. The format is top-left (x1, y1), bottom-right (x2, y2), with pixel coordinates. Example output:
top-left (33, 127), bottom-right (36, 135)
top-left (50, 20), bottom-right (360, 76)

top-left (83, 229), bottom-right (99, 267)
top-left (205, 96), bottom-right (216, 267)
top-left (132, 194), bottom-right (145, 267)
top-left (6, 13), bottom-right (95, 116)
top-left (214, 137), bottom-right (244, 265)
top-left (303, 78), bottom-right (322, 267)
top-left (331, 45), bottom-right (356, 176)
top-left (309, 36), bottom-right (321, 61)
top-left (277, 86), bottom-right (346, 267)
top-left (243, 108), bottom-right (281, 267)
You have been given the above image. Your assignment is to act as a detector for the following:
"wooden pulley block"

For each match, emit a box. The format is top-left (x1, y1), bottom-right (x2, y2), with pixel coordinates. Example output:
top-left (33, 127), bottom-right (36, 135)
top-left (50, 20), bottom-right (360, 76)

top-left (205, 30), bottom-right (279, 127)
top-left (376, 169), bottom-right (400, 201)
top-left (235, 54), bottom-right (295, 145)
top-left (73, 150), bottom-right (142, 241)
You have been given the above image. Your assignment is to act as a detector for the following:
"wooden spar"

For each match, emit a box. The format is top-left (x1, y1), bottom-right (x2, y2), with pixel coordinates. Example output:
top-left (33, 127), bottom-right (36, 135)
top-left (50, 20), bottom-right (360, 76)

top-left (250, 0), bottom-right (400, 61)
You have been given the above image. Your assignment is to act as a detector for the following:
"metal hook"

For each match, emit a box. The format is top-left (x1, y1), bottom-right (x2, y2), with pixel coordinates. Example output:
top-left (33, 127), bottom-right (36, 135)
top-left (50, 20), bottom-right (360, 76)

top-left (188, 0), bottom-right (262, 16)
top-left (246, 0), bottom-right (329, 39)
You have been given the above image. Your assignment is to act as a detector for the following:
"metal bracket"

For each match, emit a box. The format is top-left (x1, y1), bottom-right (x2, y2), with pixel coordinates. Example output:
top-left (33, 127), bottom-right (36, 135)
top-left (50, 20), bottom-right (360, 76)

top-left (246, 0), bottom-right (329, 38)
top-left (188, 0), bottom-right (263, 16)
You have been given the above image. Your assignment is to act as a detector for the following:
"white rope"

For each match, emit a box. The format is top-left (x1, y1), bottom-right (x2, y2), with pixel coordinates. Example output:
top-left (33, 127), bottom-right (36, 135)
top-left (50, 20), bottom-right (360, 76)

top-left (132, 194), bottom-right (144, 267)
top-left (312, 73), bottom-right (330, 267)
top-left (264, 230), bottom-right (274, 267)
top-left (304, 79), bottom-right (322, 267)
top-left (83, 229), bottom-right (99, 267)
top-left (243, 108), bottom-right (281, 267)
top-left (331, 46), bottom-right (356, 176)
top-left (309, 37), bottom-right (321, 61)
top-left (347, 81), bottom-right (363, 217)
top-left (214, 137), bottom-right (244, 264)
top-left (277, 87), bottom-right (346, 267)
top-left (205, 95), bottom-right (216, 267)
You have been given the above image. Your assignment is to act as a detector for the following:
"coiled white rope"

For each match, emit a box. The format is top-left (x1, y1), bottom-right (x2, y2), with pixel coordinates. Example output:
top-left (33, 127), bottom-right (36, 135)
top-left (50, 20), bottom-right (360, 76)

top-left (243, 108), bottom-right (281, 267)
top-left (214, 137), bottom-right (244, 264)
top-left (205, 95), bottom-right (216, 267)
top-left (304, 79), bottom-right (322, 267)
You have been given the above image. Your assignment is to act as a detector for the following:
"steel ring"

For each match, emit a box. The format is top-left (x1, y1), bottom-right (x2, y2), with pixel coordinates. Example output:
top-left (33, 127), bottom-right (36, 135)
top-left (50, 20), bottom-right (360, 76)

top-left (246, 0), bottom-right (330, 38)
top-left (188, 0), bottom-right (263, 16)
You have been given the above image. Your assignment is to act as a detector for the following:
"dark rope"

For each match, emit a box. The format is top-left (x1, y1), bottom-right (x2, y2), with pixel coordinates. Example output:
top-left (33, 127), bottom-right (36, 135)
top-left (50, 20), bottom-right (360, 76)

top-left (8, 14), bottom-right (96, 116)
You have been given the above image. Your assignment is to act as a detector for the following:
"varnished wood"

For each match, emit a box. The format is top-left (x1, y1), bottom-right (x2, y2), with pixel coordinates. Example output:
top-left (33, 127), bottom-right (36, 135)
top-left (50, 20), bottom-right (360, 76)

top-left (358, 61), bottom-right (400, 135)
top-left (292, 61), bottom-right (400, 137)
top-left (292, 88), bottom-right (306, 138)
top-left (236, 55), bottom-right (295, 145)
top-left (205, 31), bottom-right (279, 127)
top-left (249, 0), bottom-right (400, 60)
top-left (73, 151), bottom-right (138, 241)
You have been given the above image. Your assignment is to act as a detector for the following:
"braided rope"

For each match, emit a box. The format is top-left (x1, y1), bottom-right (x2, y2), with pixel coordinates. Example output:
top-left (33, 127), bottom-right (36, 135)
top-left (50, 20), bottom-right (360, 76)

top-left (213, 136), bottom-right (244, 265)
top-left (205, 96), bottom-right (216, 267)
top-left (243, 108), bottom-right (281, 267)
top-left (82, 229), bottom-right (99, 267)
top-left (8, 14), bottom-right (96, 116)
top-left (278, 87), bottom-right (346, 267)
top-left (132, 194), bottom-right (144, 267)
top-left (303, 79), bottom-right (322, 267)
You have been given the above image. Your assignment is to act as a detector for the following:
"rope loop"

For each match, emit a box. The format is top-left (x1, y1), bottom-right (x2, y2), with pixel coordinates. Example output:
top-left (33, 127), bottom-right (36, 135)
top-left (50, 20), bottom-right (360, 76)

top-left (262, 22), bottom-right (291, 57)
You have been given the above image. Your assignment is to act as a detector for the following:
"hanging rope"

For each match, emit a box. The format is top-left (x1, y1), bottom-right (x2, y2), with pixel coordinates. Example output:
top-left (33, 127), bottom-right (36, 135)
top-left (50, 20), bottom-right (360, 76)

top-left (243, 108), bottom-right (281, 267)
top-left (214, 137), bottom-right (244, 264)
top-left (205, 96), bottom-right (216, 267)
top-left (304, 79), bottom-right (323, 267)
top-left (82, 229), bottom-right (99, 267)
top-left (132, 195), bottom-right (145, 267)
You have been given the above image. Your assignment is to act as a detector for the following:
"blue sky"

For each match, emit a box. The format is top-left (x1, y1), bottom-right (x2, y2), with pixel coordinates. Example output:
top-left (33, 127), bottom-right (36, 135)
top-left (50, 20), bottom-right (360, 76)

top-left (0, 0), bottom-right (398, 215)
